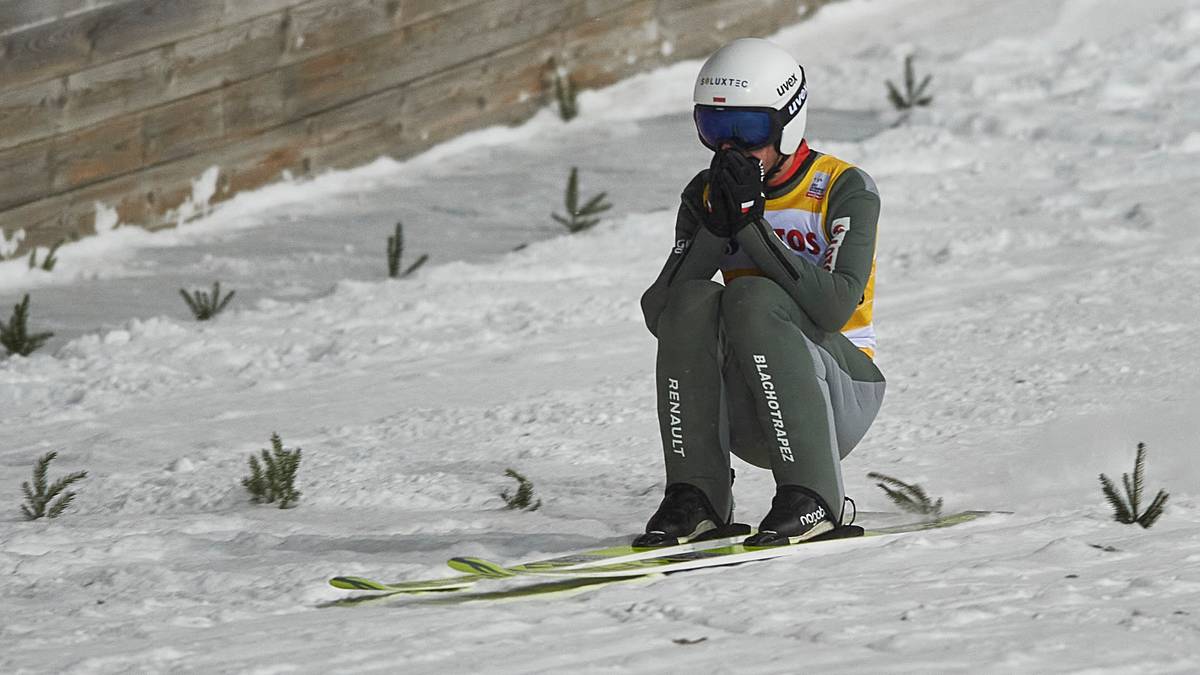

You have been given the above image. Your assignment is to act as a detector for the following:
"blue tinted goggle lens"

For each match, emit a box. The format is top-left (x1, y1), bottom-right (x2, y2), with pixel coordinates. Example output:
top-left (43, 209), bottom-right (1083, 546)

top-left (694, 107), bottom-right (775, 149)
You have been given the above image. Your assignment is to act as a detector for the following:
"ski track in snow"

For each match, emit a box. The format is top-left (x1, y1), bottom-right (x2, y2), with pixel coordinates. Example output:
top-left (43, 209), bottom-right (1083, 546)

top-left (4, 0), bottom-right (1200, 672)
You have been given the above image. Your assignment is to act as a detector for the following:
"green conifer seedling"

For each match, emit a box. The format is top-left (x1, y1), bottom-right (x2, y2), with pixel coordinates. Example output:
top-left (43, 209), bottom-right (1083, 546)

top-left (501, 468), bottom-right (541, 511)
top-left (1, 294), bottom-right (54, 357)
top-left (387, 221), bottom-right (429, 279)
top-left (242, 433), bottom-right (302, 509)
top-left (886, 54), bottom-right (933, 111)
top-left (552, 167), bottom-right (612, 233)
top-left (867, 471), bottom-right (943, 518)
top-left (20, 452), bottom-right (88, 520)
top-left (180, 281), bottom-right (235, 320)
top-left (1099, 442), bottom-right (1169, 528)
top-left (27, 241), bottom-right (63, 272)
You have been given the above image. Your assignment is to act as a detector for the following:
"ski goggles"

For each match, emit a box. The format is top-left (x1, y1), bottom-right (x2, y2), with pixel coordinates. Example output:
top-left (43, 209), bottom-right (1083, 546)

top-left (693, 78), bottom-right (808, 151)
top-left (693, 106), bottom-right (779, 151)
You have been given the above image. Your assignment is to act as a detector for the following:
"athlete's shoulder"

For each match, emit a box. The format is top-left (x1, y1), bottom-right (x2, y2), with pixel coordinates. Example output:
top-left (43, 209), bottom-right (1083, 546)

top-left (680, 168), bottom-right (709, 207)
top-left (831, 166), bottom-right (879, 198)
top-left (683, 169), bottom-right (708, 195)
top-left (808, 150), bottom-right (876, 200)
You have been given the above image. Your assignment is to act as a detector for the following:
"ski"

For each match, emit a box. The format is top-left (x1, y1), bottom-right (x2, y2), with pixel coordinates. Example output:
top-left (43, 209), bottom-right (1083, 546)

top-left (322, 574), bottom-right (660, 609)
top-left (328, 523), bottom-right (752, 593)
top-left (449, 510), bottom-right (1001, 581)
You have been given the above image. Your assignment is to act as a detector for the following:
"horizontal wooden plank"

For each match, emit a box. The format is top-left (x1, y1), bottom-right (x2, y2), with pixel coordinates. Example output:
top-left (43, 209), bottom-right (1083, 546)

top-left (277, 0), bottom-right (570, 126)
top-left (221, 69), bottom-right (288, 140)
top-left (0, 140), bottom-right (53, 212)
top-left (391, 0), bottom-right (573, 84)
top-left (0, 8), bottom-right (98, 89)
top-left (561, 1), bottom-right (662, 88)
top-left (282, 30), bottom-right (395, 120)
top-left (0, 0), bottom-right (128, 37)
top-left (142, 90), bottom-right (225, 165)
top-left (393, 32), bottom-right (557, 154)
top-left (51, 114), bottom-right (143, 193)
top-left (2, 12), bottom-right (281, 150)
top-left (571, 0), bottom-right (649, 23)
top-left (88, 0), bottom-right (226, 64)
top-left (285, 0), bottom-right (394, 59)
top-left (169, 12), bottom-right (286, 94)
top-left (0, 77), bottom-right (66, 151)
top-left (304, 83), bottom-right (405, 157)
top-left (395, 0), bottom-right (486, 28)
top-left (62, 45), bottom-right (172, 132)
top-left (220, 0), bottom-right (300, 26)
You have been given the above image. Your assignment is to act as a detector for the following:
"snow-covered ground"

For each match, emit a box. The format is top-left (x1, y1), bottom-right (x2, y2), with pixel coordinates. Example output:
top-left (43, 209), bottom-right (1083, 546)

top-left (4, 0), bottom-right (1200, 671)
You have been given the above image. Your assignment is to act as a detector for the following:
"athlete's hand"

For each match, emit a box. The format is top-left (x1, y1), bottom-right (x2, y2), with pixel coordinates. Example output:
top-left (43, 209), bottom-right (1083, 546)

top-left (704, 149), bottom-right (765, 238)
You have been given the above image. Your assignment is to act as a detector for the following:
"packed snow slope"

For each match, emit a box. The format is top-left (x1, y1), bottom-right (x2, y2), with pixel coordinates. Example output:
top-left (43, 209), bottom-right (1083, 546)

top-left (4, 0), bottom-right (1200, 672)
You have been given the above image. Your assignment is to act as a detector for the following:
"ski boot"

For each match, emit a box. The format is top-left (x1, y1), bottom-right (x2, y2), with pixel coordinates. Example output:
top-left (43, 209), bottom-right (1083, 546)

top-left (633, 482), bottom-right (731, 547)
top-left (745, 485), bottom-right (859, 546)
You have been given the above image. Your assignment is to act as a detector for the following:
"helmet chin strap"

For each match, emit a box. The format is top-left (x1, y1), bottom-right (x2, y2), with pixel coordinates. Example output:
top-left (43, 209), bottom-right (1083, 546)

top-left (763, 152), bottom-right (790, 184)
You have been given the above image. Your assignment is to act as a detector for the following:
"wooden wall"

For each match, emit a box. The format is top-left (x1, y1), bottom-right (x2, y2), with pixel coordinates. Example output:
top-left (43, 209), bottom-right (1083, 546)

top-left (0, 0), bottom-right (828, 255)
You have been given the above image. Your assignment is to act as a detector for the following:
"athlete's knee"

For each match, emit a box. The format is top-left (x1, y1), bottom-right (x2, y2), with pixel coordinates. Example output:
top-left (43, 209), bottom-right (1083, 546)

top-left (657, 280), bottom-right (724, 339)
top-left (720, 276), bottom-right (792, 329)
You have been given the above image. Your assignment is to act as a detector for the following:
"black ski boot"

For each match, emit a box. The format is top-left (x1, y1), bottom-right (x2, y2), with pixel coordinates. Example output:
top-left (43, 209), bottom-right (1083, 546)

top-left (745, 485), bottom-right (849, 546)
top-left (633, 482), bottom-right (730, 547)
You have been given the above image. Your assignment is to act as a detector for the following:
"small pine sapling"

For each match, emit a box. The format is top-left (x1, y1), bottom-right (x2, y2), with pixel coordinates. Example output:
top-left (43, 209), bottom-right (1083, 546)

top-left (1099, 442), bottom-right (1169, 528)
top-left (886, 54), bottom-right (933, 111)
top-left (20, 452), bottom-right (88, 520)
top-left (552, 167), bottom-right (612, 233)
top-left (554, 69), bottom-right (578, 122)
top-left (867, 471), bottom-right (943, 518)
top-left (501, 468), bottom-right (541, 511)
top-left (1, 294), bottom-right (55, 357)
top-left (386, 221), bottom-right (429, 279)
top-left (27, 240), bottom-right (63, 272)
top-left (180, 281), bottom-right (235, 320)
top-left (242, 433), bottom-right (302, 509)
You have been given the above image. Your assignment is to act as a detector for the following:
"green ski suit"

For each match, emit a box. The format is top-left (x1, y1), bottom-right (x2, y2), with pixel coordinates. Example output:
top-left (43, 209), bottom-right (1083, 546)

top-left (641, 147), bottom-right (886, 522)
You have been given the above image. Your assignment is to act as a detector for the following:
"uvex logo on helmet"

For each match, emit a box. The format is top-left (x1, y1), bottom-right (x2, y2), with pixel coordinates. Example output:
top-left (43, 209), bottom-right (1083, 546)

top-left (787, 86), bottom-right (808, 116)
top-left (776, 73), bottom-right (799, 97)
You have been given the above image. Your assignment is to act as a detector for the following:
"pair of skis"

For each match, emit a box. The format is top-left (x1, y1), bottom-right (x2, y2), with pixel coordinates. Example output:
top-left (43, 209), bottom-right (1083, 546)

top-left (329, 510), bottom-right (998, 598)
top-left (329, 523), bottom-right (754, 594)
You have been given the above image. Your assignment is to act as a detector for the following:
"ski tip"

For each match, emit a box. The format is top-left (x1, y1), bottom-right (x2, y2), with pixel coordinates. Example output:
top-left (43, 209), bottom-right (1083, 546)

top-left (330, 576), bottom-right (391, 591)
top-left (447, 557), bottom-right (516, 578)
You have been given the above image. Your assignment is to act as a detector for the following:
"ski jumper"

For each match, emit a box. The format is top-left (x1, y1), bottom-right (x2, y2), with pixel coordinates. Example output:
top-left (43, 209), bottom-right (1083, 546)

top-left (641, 145), bottom-right (885, 522)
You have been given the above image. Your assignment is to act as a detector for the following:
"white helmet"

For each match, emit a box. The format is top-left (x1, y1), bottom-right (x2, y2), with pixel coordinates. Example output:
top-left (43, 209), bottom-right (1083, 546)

top-left (692, 38), bottom-right (808, 154)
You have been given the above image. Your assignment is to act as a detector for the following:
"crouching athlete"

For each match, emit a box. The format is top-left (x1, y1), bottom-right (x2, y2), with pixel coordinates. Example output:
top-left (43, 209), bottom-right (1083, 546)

top-left (637, 38), bottom-right (885, 547)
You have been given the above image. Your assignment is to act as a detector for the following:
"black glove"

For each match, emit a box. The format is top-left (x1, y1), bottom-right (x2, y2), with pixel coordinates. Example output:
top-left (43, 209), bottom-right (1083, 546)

top-left (704, 149), bottom-right (765, 238)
